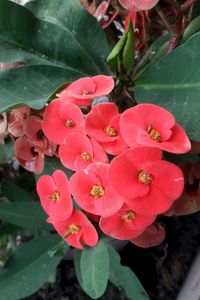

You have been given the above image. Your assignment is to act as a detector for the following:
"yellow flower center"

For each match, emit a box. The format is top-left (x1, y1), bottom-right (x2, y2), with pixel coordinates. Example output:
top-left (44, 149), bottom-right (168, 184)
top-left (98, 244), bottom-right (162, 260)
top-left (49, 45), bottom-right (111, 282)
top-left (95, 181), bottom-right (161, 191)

top-left (81, 152), bottom-right (92, 161)
top-left (63, 224), bottom-right (81, 239)
top-left (104, 125), bottom-right (118, 137)
top-left (65, 119), bottom-right (76, 128)
top-left (49, 191), bottom-right (61, 203)
top-left (138, 170), bottom-right (153, 185)
top-left (121, 211), bottom-right (136, 222)
top-left (89, 185), bottom-right (105, 198)
top-left (82, 90), bottom-right (92, 96)
top-left (147, 125), bottom-right (162, 142)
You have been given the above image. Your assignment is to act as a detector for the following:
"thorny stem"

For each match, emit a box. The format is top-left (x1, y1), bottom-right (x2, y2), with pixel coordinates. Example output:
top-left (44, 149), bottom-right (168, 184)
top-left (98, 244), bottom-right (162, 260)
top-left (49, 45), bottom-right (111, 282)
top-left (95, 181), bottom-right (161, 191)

top-left (181, 0), bottom-right (197, 11)
top-left (155, 5), bottom-right (175, 36)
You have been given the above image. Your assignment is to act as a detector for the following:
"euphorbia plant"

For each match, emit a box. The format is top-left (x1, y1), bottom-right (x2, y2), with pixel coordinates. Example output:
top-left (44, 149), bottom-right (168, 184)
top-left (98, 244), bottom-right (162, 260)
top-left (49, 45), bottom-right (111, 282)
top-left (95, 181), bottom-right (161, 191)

top-left (0, 0), bottom-right (200, 299)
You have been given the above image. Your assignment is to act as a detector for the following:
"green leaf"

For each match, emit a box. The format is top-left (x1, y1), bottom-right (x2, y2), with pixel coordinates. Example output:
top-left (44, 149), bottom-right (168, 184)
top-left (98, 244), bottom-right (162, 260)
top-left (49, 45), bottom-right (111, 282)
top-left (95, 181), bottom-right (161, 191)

top-left (122, 20), bottom-right (135, 73)
top-left (74, 249), bottom-right (84, 290)
top-left (135, 32), bottom-right (200, 141)
top-left (0, 65), bottom-right (84, 112)
top-left (107, 32), bottom-right (127, 72)
top-left (25, 0), bottom-right (109, 74)
top-left (0, 235), bottom-right (68, 300)
top-left (107, 20), bottom-right (134, 75)
top-left (80, 239), bottom-right (109, 299)
top-left (0, 0), bottom-right (109, 112)
top-left (0, 201), bottom-right (49, 230)
top-left (1, 180), bottom-right (35, 202)
top-left (0, 0), bottom-right (108, 73)
top-left (108, 244), bottom-right (149, 300)
top-left (182, 16), bottom-right (200, 43)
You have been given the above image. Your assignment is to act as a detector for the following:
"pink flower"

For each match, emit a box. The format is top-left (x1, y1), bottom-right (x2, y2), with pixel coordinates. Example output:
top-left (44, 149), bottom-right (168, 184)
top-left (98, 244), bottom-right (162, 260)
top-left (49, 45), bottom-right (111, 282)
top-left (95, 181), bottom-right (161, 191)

top-left (8, 106), bottom-right (30, 137)
top-left (130, 222), bottom-right (165, 248)
top-left (69, 162), bottom-right (124, 217)
top-left (99, 204), bottom-right (156, 240)
top-left (15, 136), bottom-right (44, 174)
top-left (37, 170), bottom-right (73, 222)
top-left (50, 209), bottom-right (98, 249)
top-left (118, 0), bottom-right (159, 11)
top-left (120, 104), bottom-right (191, 154)
top-left (59, 132), bottom-right (108, 171)
top-left (85, 103), bottom-right (128, 155)
top-left (109, 147), bottom-right (184, 215)
top-left (58, 75), bottom-right (114, 107)
top-left (42, 99), bottom-right (85, 145)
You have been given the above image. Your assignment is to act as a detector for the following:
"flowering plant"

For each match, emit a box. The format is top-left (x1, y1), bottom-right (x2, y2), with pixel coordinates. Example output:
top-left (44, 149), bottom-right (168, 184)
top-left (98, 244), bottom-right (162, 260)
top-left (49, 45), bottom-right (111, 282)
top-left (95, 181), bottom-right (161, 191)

top-left (0, 0), bottom-right (200, 299)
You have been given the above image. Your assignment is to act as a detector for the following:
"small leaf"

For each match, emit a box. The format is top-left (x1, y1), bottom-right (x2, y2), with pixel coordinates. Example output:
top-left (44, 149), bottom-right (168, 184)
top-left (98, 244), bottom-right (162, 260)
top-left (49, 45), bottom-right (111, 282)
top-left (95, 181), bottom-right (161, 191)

top-left (0, 201), bottom-right (49, 230)
top-left (122, 20), bottom-right (135, 73)
top-left (1, 180), bottom-right (35, 202)
top-left (107, 20), bottom-right (134, 74)
top-left (0, 235), bottom-right (68, 300)
top-left (182, 16), bottom-right (200, 43)
top-left (107, 33), bottom-right (127, 71)
top-left (80, 239), bottom-right (109, 299)
top-left (108, 244), bottom-right (149, 300)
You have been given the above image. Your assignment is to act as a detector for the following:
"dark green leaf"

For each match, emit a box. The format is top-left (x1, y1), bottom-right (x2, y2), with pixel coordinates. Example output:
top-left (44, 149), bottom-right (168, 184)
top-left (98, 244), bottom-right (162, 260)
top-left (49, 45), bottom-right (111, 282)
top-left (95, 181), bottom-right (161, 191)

top-left (0, 65), bottom-right (84, 112)
top-left (0, 0), bottom-right (108, 73)
top-left (1, 180), bottom-right (35, 202)
top-left (0, 201), bottom-right (49, 230)
top-left (108, 244), bottom-right (149, 300)
top-left (135, 32), bottom-right (200, 141)
top-left (0, 0), bottom-right (110, 112)
top-left (74, 249), bottom-right (84, 290)
top-left (0, 235), bottom-right (68, 300)
top-left (25, 0), bottom-right (109, 74)
top-left (80, 239), bottom-right (109, 299)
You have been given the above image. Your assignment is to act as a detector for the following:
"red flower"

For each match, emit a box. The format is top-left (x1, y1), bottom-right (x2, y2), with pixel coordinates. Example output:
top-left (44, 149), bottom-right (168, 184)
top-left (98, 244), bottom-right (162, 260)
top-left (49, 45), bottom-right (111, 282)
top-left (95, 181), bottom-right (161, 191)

top-left (58, 75), bottom-right (114, 106)
top-left (8, 106), bottom-right (30, 137)
top-left (42, 99), bottom-right (85, 145)
top-left (50, 209), bottom-right (98, 249)
top-left (37, 170), bottom-right (73, 222)
top-left (85, 103), bottom-right (128, 155)
top-left (15, 136), bottom-right (44, 174)
top-left (69, 162), bottom-right (124, 217)
top-left (120, 104), bottom-right (191, 154)
top-left (119, 0), bottom-right (159, 11)
top-left (59, 132), bottom-right (108, 171)
top-left (99, 204), bottom-right (155, 240)
top-left (130, 222), bottom-right (165, 248)
top-left (109, 147), bottom-right (184, 215)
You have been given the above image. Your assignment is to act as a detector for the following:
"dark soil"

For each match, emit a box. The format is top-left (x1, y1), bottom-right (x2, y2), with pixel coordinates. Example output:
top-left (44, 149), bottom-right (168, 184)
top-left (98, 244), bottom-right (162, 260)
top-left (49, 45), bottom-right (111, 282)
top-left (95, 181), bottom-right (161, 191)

top-left (24, 212), bottom-right (200, 300)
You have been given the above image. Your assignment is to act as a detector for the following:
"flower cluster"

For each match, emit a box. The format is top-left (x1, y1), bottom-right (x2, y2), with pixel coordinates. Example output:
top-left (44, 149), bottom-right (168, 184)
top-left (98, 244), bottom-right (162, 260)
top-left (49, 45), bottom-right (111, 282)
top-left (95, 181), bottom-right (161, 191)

top-left (36, 75), bottom-right (191, 249)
